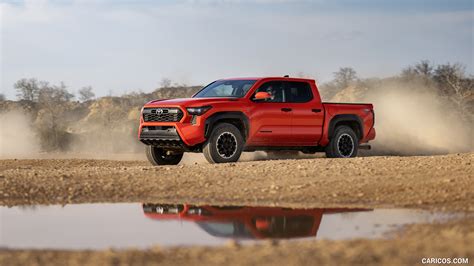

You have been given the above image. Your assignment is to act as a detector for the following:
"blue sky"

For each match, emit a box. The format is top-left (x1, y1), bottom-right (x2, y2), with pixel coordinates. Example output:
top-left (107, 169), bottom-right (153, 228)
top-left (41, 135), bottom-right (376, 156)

top-left (1, 0), bottom-right (473, 99)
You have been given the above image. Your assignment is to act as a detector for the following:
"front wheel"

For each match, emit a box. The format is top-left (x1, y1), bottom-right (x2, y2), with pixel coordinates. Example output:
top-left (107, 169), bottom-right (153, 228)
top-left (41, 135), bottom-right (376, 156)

top-left (203, 123), bottom-right (244, 164)
top-left (146, 146), bottom-right (184, 165)
top-left (325, 126), bottom-right (358, 158)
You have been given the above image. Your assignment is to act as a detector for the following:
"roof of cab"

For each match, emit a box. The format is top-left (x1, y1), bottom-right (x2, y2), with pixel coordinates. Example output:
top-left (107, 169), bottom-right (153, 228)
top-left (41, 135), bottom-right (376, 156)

top-left (219, 76), bottom-right (316, 83)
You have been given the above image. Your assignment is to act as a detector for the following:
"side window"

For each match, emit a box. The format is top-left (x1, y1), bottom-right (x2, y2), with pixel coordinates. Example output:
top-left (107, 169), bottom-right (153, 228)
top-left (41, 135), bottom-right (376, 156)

top-left (253, 81), bottom-right (285, 103)
top-left (286, 82), bottom-right (313, 103)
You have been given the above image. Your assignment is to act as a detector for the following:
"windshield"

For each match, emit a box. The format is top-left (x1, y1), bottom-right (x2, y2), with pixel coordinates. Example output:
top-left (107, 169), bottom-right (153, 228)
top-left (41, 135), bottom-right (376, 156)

top-left (193, 80), bottom-right (256, 98)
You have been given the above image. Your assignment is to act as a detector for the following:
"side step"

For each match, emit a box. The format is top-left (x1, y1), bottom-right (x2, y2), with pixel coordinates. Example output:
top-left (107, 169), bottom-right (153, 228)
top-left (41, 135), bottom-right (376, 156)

top-left (359, 145), bottom-right (371, 150)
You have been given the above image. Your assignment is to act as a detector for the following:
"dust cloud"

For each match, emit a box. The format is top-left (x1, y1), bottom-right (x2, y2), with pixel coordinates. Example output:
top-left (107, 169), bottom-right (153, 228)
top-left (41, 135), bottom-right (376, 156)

top-left (0, 111), bottom-right (41, 157)
top-left (332, 82), bottom-right (473, 155)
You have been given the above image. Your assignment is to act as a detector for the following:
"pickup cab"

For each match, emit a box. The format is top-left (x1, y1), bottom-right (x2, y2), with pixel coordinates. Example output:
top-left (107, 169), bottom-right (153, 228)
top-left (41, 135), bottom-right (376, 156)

top-left (139, 76), bottom-right (376, 165)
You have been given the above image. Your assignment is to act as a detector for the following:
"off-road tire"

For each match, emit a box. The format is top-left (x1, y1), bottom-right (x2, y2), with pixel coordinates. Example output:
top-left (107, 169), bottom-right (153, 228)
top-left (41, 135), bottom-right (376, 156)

top-left (203, 123), bottom-right (244, 164)
top-left (146, 146), bottom-right (184, 165)
top-left (325, 125), bottom-right (358, 158)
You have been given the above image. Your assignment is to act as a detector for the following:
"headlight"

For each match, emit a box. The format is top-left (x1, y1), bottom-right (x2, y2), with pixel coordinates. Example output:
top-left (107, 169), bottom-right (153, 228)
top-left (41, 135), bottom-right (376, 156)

top-left (186, 106), bottom-right (212, 116)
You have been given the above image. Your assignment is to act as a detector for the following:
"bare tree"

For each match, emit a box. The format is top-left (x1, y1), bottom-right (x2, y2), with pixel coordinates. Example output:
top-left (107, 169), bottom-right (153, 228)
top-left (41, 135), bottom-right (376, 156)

top-left (36, 82), bottom-right (74, 150)
top-left (414, 60), bottom-right (434, 77)
top-left (401, 60), bottom-right (434, 80)
top-left (0, 93), bottom-right (5, 101)
top-left (433, 63), bottom-right (473, 116)
top-left (38, 82), bottom-right (74, 103)
top-left (333, 67), bottom-right (358, 89)
top-left (160, 78), bottom-right (172, 88)
top-left (78, 86), bottom-right (95, 102)
top-left (14, 78), bottom-right (43, 101)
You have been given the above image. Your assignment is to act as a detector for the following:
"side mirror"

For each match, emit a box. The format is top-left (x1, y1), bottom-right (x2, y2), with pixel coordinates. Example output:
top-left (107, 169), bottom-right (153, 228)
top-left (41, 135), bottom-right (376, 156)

top-left (254, 92), bottom-right (272, 101)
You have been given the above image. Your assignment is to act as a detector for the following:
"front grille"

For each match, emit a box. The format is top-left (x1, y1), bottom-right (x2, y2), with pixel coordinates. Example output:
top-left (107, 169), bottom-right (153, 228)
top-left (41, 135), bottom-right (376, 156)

top-left (143, 108), bottom-right (183, 122)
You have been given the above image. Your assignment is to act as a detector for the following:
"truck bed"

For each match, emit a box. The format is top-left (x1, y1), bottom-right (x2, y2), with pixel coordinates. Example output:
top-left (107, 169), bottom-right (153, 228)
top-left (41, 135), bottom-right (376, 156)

top-left (319, 102), bottom-right (375, 146)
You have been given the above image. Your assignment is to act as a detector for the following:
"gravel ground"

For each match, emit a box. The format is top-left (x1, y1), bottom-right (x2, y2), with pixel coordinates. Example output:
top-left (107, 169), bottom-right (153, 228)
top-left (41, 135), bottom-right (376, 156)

top-left (1, 153), bottom-right (473, 265)
top-left (1, 153), bottom-right (473, 210)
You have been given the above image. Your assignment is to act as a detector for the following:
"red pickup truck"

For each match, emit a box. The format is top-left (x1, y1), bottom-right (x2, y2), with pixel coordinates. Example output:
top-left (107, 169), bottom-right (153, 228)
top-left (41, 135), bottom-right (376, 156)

top-left (139, 76), bottom-right (376, 165)
top-left (143, 203), bottom-right (371, 240)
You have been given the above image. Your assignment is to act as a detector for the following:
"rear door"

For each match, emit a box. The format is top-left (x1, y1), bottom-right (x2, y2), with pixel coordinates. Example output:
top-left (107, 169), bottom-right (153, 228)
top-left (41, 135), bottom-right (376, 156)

top-left (247, 81), bottom-right (294, 145)
top-left (285, 81), bottom-right (324, 145)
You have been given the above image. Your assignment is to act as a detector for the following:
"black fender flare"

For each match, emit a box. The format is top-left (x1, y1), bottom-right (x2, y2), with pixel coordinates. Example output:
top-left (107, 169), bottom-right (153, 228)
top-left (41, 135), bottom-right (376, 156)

top-left (204, 111), bottom-right (250, 140)
top-left (328, 114), bottom-right (363, 140)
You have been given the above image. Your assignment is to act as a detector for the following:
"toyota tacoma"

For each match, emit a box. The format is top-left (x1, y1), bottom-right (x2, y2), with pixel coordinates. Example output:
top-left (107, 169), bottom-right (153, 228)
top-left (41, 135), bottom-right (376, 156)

top-left (142, 203), bottom-right (371, 239)
top-left (139, 76), bottom-right (376, 165)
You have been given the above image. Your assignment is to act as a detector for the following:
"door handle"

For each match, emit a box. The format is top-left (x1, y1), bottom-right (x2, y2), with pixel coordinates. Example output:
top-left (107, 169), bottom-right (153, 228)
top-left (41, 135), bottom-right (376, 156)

top-left (312, 108), bottom-right (322, 113)
top-left (281, 108), bottom-right (292, 112)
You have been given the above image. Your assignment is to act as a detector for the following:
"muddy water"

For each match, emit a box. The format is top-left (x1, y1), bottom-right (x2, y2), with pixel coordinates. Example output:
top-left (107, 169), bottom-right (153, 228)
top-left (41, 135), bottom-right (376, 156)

top-left (0, 203), bottom-right (454, 250)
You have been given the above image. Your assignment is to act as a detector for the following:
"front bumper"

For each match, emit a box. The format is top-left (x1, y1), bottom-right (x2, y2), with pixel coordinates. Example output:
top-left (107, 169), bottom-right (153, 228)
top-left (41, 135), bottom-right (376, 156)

top-left (140, 126), bottom-right (180, 140)
top-left (138, 107), bottom-right (208, 148)
top-left (139, 126), bottom-right (185, 148)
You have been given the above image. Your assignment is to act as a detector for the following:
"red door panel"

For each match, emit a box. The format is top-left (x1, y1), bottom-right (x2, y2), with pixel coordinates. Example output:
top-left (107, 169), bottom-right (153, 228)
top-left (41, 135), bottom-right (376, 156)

top-left (290, 103), bottom-right (324, 145)
top-left (248, 103), bottom-right (293, 145)
top-left (246, 81), bottom-right (294, 146)
top-left (284, 81), bottom-right (324, 145)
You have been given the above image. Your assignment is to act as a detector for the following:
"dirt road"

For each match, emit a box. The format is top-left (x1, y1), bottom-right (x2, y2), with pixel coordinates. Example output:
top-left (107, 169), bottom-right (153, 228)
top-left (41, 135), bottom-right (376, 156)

top-left (1, 153), bottom-right (473, 265)
top-left (1, 153), bottom-right (473, 210)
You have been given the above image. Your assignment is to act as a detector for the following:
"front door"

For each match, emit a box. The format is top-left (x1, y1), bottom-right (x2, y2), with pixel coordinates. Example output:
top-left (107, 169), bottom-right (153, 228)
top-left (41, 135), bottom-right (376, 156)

top-left (247, 81), bottom-right (294, 146)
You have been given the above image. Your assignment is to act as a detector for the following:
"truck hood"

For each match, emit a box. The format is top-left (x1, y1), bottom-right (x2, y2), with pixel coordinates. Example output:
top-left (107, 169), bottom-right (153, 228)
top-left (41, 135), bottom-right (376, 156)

top-left (145, 97), bottom-right (238, 107)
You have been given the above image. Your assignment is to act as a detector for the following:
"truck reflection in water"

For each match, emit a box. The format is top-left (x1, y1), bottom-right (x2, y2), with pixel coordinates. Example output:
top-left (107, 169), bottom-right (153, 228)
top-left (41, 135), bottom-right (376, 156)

top-left (143, 204), bottom-right (372, 240)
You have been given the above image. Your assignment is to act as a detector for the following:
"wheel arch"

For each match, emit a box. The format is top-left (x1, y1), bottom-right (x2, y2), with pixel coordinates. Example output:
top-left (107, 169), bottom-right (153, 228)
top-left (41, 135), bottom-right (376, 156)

top-left (205, 111), bottom-right (249, 141)
top-left (328, 114), bottom-right (363, 140)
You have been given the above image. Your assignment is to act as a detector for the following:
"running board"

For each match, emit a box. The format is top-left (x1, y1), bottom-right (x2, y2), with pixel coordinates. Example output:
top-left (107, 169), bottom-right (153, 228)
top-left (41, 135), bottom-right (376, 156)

top-left (359, 145), bottom-right (371, 150)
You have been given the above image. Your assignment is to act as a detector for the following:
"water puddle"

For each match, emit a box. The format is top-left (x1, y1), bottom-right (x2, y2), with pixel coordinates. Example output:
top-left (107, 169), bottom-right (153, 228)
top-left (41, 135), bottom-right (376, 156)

top-left (0, 203), bottom-right (452, 250)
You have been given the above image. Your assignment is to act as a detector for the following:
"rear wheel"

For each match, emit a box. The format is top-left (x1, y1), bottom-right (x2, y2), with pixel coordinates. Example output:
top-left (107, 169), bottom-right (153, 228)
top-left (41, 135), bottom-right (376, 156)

top-left (203, 123), bottom-right (244, 164)
top-left (325, 126), bottom-right (358, 158)
top-left (146, 146), bottom-right (184, 165)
